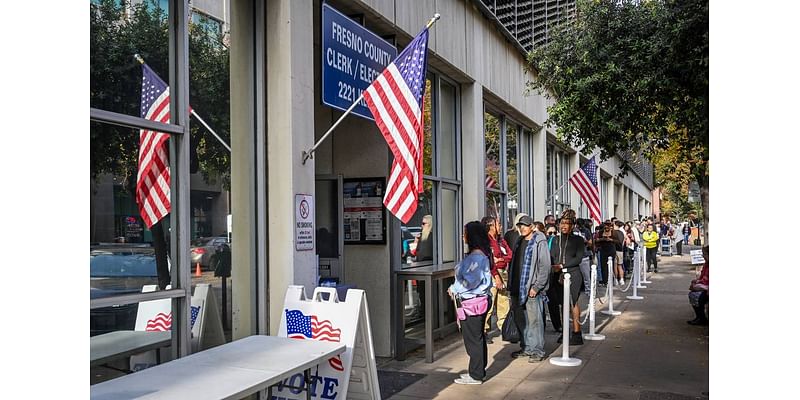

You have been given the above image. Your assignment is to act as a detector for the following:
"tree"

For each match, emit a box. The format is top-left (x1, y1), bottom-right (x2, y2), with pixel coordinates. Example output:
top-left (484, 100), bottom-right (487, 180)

top-left (526, 0), bottom-right (708, 242)
top-left (90, 0), bottom-right (231, 189)
top-left (91, 0), bottom-right (231, 288)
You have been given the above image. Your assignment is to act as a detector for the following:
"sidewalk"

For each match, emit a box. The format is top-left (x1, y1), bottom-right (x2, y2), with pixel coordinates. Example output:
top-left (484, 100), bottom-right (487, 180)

top-left (377, 253), bottom-right (709, 400)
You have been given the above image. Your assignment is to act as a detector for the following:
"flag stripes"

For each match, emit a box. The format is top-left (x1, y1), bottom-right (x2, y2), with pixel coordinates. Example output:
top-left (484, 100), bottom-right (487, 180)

top-left (569, 156), bottom-right (602, 224)
top-left (137, 64), bottom-right (172, 228)
top-left (364, 28), bottom-right (429, 224)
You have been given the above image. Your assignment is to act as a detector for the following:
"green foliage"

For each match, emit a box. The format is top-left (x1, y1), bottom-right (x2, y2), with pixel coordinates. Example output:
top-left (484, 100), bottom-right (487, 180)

top-left (90, 0), bottom-right (231, 190)
top-left (526, 0), bottom-right (708, 233)
top-left (526, 0), bottom-right (707, 175)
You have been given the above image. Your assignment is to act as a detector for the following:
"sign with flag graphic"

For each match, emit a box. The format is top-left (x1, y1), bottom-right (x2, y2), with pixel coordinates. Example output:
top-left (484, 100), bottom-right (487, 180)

top-left (364, 28), bottom-right (430, 224)
top-left (569, 156), bottom-right (602, 224)
top-left (137, 63), bottom-right (172, 228)
top-left (145, 312), bottom-right (172, 332)
top-left (275, 286), bottom-right (381, 399)
top-left (286, 309), bottom-right (342, 342)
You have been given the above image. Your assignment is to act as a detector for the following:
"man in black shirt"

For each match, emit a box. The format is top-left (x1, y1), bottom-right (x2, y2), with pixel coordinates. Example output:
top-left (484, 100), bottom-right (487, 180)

top-left (550, 210), bottom-right (586, 345)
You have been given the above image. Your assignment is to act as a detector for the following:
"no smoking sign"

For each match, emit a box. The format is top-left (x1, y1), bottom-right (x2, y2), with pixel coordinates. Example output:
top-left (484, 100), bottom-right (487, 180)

top-left (295, 194), bottom-right (314, 251)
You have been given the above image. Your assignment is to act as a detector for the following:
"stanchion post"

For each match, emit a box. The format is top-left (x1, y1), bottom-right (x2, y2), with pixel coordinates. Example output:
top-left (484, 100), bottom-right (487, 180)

top-left (550, 272), bottom-right (582, 366)
top-left (640, 247), bottom-right (652, 284)
top-left (584, 265), bottom-right (605, 340)
top-left (635, 248), bottom-right (647, 289)
top-left (627, 255), bottom-right (643, 300)
top-left (601, 257), bottom-right (621, 316)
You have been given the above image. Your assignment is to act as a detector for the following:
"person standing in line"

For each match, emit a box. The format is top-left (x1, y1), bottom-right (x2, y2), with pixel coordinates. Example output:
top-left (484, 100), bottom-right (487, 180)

top-left (676, 221), bottom-right (687, 255)
top-left (623, 222), bottom-right (637, 280)
top-left (550, 209), bottom-right (586, 345)
top-left (507, 215), bottom-right (535, 356)
top-left (613, 220), bottom-right (626, 286)
top-left (543, 223), bottom-right (562, 332)
top-left (449, 221), bottom-right (493, 385)
top-left (480, 216), bottom-right (513, 343)
top-left (513, 219), bottom-right (552, 362)
top-left (642, 223), bottom-right (660, 273)
top-left (594, 223), bottom-right (617, 286)
top-left (504, 213), bottom-right (529, 252)
top-left (544, 214), bottom-right (556, 227)
top-left (576, 218), bottom-right (594, 296)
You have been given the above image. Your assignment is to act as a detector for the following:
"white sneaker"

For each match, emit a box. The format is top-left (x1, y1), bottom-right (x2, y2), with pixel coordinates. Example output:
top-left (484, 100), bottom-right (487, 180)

top-left (459, 373), bottom-right (471, 380)
top-left (620, 278), bottom-right (625, 286)
top-left (454, 376), bottom-right (483, 385)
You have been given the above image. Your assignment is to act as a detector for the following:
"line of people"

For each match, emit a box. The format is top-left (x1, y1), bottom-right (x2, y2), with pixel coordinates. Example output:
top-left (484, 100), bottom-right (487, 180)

top-left (448, 209), bottom-right (589, 384)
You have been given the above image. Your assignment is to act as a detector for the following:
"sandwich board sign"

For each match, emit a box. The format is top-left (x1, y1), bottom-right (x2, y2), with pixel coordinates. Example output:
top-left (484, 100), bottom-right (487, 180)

top-left (270, 285), bottom-right (380, 400)
top-left (129, 284), bottom-right (226, 370)
top-left (690, 249), bottom-right (705, 265)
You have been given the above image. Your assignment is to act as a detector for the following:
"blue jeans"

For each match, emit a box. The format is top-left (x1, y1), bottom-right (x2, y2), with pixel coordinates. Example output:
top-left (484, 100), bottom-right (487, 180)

top-left (580, 256), bottom-right (591, 293)
top-left (523, 295), bottom-right (546, 357)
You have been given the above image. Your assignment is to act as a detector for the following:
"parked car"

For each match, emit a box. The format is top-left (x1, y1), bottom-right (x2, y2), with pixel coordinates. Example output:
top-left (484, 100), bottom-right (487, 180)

top-left (90, 244), bottom-right (161, 336)
top-left (190, 236), bottom-right (230, 269)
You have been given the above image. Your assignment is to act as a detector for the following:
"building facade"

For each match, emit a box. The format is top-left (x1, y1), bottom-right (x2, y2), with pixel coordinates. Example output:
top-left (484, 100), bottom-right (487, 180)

top-left (89, 0), bottom-right (653, 371)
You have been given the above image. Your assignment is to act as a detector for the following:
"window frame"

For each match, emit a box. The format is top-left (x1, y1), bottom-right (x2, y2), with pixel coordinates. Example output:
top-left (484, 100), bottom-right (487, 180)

top-left (89, 0), bottom-right (193, 358)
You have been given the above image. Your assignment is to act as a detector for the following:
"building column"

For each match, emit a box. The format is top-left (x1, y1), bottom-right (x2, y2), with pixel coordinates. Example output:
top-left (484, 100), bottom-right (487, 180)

top-left (461, 82), bottom-right (484, 222)
top-left (266, 0), bottom-right (316, 334)
top-left (532, 127), bottom-right (548, 220)
top-left (568, 152), bottom-right (580, 214)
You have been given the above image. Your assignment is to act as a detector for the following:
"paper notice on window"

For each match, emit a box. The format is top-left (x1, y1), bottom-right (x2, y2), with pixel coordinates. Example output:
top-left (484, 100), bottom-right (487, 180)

top-left (365, 218), bottom-right (383, 240)
top-left (345, 219), bottom-right (361, 242)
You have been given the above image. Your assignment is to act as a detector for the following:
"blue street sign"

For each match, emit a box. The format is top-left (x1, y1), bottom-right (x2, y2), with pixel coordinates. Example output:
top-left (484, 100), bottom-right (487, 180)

top-left (322, 3), bottom-right (397, 121)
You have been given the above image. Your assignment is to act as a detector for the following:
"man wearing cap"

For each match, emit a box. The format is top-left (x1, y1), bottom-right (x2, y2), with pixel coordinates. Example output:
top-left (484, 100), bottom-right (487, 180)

top-left (550, 209), bottom-right (586, 345)
top-left (507, 215), bottom-right (534, 358)
top-left (504, 213), bottom-right (529, 252)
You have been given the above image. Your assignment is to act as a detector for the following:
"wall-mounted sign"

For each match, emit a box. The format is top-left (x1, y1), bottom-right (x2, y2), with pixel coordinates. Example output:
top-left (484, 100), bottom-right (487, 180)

top-left (321, 3), bottom-right (397, 121)
top-left (296, 194), bottom-right (315, 251)
top-left (343, 178), bottom-right (386, 244)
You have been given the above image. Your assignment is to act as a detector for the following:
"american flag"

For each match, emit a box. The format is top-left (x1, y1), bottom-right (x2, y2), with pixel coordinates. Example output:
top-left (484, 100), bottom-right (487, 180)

top-left (569, 156), bottom-right (602, 224)
top-left (136, 63), bottom-right (172, 228)
top-left (364, 28), bottom-right (430, 224)
top-left (190, 305), bottom-right (200, 328)
top-left (285, 309), bottom-right (341, 342)
top-left (145, 312), bottom-right (172, 332)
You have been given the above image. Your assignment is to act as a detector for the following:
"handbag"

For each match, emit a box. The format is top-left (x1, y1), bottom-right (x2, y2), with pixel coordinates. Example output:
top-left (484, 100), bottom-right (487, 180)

top-left (688, 290), bottom-right (702, 307)
top-left (456, 295), bottom-right (489, 321)
top-left (501, 308), bottom-right (521, 343)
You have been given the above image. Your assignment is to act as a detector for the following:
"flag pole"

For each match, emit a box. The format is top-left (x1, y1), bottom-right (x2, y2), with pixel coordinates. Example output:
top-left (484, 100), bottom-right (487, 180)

top-left (134, 54), bottom-right (231, 153)
top-left (301, 13), bottom-right (442, 165)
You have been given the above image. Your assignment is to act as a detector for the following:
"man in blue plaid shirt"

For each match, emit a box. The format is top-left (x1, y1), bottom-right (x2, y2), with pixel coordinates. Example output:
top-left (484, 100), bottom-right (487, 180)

top-left (510, 216), bottom-right (551, 362)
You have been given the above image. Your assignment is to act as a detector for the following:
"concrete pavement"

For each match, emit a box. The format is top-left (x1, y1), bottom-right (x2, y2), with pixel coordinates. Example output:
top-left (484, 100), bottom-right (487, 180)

top-left (377, 252), bottom-right (709, 400)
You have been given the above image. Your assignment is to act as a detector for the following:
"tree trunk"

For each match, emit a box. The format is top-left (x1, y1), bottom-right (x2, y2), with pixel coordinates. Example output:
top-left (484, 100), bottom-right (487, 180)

top-left (151, 220), bottom-right (171, 290)
top-left (695, 169), bottom-right (709, 247)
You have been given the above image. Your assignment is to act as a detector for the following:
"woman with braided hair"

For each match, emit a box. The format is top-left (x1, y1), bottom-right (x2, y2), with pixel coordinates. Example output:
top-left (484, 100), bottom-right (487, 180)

top-left (549, 209), bottom-right (586, 345)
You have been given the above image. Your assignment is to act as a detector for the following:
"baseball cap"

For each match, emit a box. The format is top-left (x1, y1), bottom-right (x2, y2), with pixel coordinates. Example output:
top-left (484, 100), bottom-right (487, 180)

top-left (516, 215), bottom-right (533, 226)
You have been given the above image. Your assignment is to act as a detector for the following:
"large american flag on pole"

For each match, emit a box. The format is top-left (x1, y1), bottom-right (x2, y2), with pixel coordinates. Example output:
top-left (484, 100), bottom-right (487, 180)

top-left (569, 156), bottom-right (602, 224)
top-left (364, 28), bottom-right (430, 224)
top-left (137, 63), bottom-right (172, 228)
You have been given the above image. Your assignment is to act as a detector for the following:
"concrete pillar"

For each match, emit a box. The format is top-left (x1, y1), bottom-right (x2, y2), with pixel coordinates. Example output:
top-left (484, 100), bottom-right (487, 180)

top-left (461, 82), bottom-right (483, 222)
top-left (230, 0), bottom-right (261, 340)
top-left (266, 0), bottom-right (317, 334)
top-left (532, 127), bottom-right (548, 220)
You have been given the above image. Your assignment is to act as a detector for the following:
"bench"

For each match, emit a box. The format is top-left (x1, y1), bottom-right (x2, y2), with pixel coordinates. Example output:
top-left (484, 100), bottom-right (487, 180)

top-left (90, 335), bottom-right (346, 400)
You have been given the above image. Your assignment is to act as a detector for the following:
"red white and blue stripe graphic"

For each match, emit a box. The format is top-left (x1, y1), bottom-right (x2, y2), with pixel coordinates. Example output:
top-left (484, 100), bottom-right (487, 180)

top-left (285, 309), bottom-right (342, 342)
top-left (137, 63), bottom-right (171, 228)
top-left (364, 28), bottom-right (429, 224)
top-left (145, 312), bottom-right (172, 332)
top-left (569, 156), bottom-right (602, 224)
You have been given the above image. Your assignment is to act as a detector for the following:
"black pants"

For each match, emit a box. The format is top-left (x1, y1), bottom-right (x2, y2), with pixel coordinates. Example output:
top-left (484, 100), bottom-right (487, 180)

top-left (676, 240), bottom-right (683, 255)
top-left (545, 272), bottom-right (563, 332)
top-left (646, 247), bottom-right (658, 272)
top-left (693, 291), bottom-right (709, 321)
top-left (460, 312), bottom-right (488, 380)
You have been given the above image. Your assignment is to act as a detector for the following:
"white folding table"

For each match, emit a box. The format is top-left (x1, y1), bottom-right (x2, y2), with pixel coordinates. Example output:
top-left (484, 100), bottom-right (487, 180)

top-left (90, 330), bottom-right (172, 368)
top-left (90, 335), bottom-right (346, 400)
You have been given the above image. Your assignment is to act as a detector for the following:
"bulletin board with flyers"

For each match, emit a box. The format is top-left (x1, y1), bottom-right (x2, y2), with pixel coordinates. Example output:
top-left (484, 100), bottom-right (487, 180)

top-left (342, 177), bottom-right (386, 245)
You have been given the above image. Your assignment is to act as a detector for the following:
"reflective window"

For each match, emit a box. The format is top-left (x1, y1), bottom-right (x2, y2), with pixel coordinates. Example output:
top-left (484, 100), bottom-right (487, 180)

top-left (439, 81), bottom-right (457, 179)
top-left (505, 124), bottom-right (518, 229)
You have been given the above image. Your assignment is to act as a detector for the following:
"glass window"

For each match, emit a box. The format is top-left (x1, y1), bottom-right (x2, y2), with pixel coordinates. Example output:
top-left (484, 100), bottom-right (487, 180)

top-left (442, 188), bottom-right (457, 263)
top-left (439, 81), bottom-right (457, 179)
top-left (402, 181), bottom-right (435, 266)
top-left (422, 78), bottom-right (433, 176)
top-left (505, 123), bottom-right (518, 230)
top-left (484, 112), bottom-right (501, 192)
